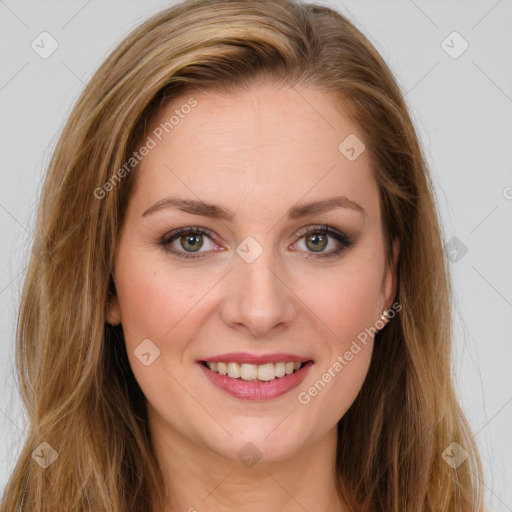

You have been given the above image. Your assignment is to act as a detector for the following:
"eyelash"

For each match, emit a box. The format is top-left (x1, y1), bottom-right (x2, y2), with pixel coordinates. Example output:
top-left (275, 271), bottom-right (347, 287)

top-left (159, 225), bottom-right (354, 260)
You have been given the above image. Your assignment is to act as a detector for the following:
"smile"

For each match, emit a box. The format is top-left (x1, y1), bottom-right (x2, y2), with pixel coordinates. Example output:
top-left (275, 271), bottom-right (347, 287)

top-left (203, 360), bottom-right (304, 382)
top-left (198, 359), bottom-right (314, 401)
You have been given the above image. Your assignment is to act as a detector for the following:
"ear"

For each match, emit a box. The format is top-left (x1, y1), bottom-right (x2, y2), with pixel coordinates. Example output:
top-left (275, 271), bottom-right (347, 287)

top-left (106, 282), bottom-right (122, 326)
top-left (381, 236), bottom-right (400, 311)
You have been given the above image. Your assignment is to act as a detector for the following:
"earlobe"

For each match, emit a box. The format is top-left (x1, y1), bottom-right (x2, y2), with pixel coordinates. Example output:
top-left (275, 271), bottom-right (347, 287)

top-left (106, 294), bottom-right (121, 326)
top-left (377, 237), bottom-right (400, 329)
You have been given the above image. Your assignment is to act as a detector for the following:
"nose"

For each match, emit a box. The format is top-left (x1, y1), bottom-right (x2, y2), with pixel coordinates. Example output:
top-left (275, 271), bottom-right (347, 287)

top-left (219, 243), bottom-right (298, 339)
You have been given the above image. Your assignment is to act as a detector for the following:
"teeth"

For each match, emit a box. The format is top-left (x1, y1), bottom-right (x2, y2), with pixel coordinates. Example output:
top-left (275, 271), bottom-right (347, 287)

top-left (240, 364), bottom-right (258, 381)
top-left (205, 361), bottom-right (305, 381)
top-left (258, 363), bottom-right (275, 381)
top-left (227, 362), bottom-right (241, 379)
top-left (275, 362), bottom-right (285, 378)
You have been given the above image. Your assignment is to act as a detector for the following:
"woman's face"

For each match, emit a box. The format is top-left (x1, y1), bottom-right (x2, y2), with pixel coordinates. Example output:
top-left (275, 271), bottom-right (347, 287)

top-left (107, 82), bottom-right (398, 463)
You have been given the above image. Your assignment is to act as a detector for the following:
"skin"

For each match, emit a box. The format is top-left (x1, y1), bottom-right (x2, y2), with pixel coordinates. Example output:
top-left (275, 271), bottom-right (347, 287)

top-left (107, 82), bottom-right (399, 512)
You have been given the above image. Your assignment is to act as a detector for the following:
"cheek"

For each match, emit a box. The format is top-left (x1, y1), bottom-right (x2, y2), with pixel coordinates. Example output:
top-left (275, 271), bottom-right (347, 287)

top-left (304, 262), bottom-right (382, 346)
top-left (295, 267), bottom-right (379, 423)
top-left (115, 270), bottom-right (165, 342)
top-left (113, 253), bottom-right (195, 412)
top-left (296, 257), bottom-right (382, 405)
top-left (113, 249), bottom-right (201, 345)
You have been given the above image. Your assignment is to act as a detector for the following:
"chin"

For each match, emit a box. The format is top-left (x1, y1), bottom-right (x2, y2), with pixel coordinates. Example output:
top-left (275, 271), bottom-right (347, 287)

top-left (203, 417), bottom-right (311, 463)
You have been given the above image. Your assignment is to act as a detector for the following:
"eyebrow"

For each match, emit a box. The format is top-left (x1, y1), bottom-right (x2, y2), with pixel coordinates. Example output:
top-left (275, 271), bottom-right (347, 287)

top-left (142, 195), bottom-right (367, 221)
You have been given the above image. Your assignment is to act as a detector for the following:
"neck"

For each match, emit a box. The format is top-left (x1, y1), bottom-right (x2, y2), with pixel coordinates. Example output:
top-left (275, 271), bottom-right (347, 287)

top-left (148, 406), bottom-right (347, 512)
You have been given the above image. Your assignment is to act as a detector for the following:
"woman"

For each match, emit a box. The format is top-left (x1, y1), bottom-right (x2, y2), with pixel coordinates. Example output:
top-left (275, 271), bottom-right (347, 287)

top-left (1, 0), bottom-right (485, 510)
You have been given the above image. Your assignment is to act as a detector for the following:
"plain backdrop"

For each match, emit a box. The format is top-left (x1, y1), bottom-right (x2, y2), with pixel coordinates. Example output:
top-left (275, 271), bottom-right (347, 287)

top-left (1, 0), bottom-right (511, 509)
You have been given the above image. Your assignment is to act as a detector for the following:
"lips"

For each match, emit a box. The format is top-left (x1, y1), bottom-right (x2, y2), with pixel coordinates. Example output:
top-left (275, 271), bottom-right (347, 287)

top-left (197, 352), bottom-right (314, 401)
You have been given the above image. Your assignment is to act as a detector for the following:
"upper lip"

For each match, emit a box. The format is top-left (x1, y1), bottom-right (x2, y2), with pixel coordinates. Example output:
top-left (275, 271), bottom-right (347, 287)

top-left (198, 352), bottom-right (314, 365)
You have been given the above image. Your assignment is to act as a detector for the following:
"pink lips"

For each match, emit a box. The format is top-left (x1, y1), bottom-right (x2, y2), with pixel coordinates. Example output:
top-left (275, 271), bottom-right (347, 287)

top-left (197, 354), bottom-right (314, 401)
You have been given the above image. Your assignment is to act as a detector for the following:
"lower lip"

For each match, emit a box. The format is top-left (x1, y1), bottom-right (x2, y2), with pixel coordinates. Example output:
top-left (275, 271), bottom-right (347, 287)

top-left (198, 361), bottom-right (314, 401)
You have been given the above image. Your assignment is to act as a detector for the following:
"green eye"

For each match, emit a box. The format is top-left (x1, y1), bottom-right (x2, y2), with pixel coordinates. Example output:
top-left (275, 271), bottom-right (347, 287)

top-left (293, 225), bottom-right (353, 258)
top-left (178, 232), bottom-right (204, 252)
top-left (161, 227), bottom-right (214, 259)
top-left (304, 232), bottom-right (328, 252)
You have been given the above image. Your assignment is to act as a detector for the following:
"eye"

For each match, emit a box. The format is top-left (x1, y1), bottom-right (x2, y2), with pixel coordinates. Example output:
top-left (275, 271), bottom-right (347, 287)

top-left (160, 225), bottom-right (354, 260)
top-left (292, 225), bottom-right (354, 258)
top-left (160, 227), bottom-right (218, 259)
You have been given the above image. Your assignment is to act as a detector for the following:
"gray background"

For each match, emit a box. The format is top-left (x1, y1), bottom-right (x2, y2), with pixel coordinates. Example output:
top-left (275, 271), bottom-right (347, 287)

top-left (1, 0), bottom-right (511, 509)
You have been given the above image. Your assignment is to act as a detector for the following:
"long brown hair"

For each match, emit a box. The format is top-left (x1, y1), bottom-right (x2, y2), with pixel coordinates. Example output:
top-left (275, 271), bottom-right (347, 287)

top-left (1, 0), bottom-right (484, 510)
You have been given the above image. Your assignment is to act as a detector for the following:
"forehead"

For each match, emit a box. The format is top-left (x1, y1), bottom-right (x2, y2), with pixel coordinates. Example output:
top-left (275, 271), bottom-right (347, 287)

top-left (130, 83), bottom-right (378, 221)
